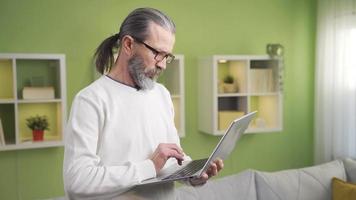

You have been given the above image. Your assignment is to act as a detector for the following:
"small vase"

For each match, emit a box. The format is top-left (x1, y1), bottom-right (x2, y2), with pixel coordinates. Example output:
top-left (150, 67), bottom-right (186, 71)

top-left (223, 83), bottom-right (237, 93)
top-left (32, 130), bottom-right (44, 141)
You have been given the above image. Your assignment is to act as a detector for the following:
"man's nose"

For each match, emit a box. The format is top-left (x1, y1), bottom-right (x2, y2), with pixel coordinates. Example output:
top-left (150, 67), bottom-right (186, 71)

top-left (156, 59), bottom-right (167, 70)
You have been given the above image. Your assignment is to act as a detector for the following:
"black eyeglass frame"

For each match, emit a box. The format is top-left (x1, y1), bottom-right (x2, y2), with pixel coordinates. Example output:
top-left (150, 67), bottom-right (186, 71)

top-left (132, 37), bottom-right (175, 64)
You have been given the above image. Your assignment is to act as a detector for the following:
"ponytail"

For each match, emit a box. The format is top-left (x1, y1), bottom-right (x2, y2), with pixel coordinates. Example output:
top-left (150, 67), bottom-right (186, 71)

top-left (94, 8), bottom-right (175, 74)
top-left (94, 33), bottom-right (120, 74)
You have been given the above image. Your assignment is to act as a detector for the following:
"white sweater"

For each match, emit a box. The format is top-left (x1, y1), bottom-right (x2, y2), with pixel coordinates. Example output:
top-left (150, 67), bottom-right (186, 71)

top-left (63, 76), bottom-right (185, 199)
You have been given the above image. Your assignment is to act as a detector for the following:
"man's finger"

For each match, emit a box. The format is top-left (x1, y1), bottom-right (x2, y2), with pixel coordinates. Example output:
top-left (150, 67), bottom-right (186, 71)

top-left (190, 173), bottom-right (208, 186)
top-left (167, 149), bottom-right (184, 165)
top-left (177, 158), bottom-right (183, 165)
top-left (165, 143), bottom-right (184, 155)
top-left (214, 159), bottom-right (223, 171)
top-left (209, 167), bottom-right (218, 177)
top-left (167, 149), bottom-right (184, 161)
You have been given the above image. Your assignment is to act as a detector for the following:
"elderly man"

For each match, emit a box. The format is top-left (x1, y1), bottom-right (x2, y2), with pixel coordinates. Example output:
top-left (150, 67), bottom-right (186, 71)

top-left (63, 7), bottom-right (223, 199)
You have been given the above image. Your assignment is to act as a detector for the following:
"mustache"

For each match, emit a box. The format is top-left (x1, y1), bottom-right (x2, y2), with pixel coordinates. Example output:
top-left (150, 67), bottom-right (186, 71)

top-left (146, 66), bottom-right (163, 78)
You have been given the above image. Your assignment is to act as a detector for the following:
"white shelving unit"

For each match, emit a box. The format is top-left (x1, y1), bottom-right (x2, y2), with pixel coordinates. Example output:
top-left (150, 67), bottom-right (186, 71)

top-left (198, 55), bottom-right (283, 135)
top-left (158, 55), bottom-right (185, 137)
top-left (0, 53), bottom-right (66, 151)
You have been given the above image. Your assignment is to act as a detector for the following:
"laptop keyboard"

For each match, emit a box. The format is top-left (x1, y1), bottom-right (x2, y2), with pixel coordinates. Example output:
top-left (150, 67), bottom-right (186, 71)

top-left (162, 158), bottom-right (208, 180)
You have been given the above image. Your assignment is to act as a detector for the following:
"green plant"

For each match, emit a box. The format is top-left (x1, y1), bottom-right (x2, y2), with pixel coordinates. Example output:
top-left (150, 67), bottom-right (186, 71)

top-left (26, 115), bottom-right (50, 131)
top-left (223, 75), bottom-right (234, 84)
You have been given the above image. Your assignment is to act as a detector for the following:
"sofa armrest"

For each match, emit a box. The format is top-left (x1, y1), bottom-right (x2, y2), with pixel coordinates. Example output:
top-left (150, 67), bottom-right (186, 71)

top-left (343, 158), bottom-right (356, 183)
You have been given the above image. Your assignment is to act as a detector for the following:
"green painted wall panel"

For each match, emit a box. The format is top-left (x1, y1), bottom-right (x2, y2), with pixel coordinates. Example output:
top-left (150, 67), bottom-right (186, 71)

top-left (16, 148), bottom-right (64, 200)
top-left (0, 151), bottom-right (18, 199)
top-left (0, 0), bottom-right (316, 199)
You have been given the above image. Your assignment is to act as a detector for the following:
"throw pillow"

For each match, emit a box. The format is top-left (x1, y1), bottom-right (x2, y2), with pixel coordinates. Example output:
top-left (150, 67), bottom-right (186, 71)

top-left (332, 177), bottom-right (356, 200)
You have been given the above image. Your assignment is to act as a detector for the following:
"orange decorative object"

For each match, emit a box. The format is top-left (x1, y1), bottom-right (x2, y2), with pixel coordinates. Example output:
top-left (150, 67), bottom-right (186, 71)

top-left (32, 130), bottom-right (44, 141)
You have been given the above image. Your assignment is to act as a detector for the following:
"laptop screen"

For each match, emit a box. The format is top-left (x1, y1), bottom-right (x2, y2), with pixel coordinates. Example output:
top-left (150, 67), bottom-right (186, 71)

top-left (200, 111), bottom-right (257, 173)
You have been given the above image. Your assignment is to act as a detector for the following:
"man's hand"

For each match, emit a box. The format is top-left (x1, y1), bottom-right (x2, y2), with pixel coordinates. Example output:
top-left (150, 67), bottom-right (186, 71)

top-left (189, 159), bottom-right (224, 186)
top-left (150, 143), bottom-right (185, 172)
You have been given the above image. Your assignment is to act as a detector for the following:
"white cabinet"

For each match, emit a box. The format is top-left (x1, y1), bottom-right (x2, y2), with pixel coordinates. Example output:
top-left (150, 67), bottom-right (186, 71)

top-left (158, 55), bottom-right (185, 137)
top-left (0, 53), bottom-right (66, 151)
top-left (198, 55), bottom-right (283, 135)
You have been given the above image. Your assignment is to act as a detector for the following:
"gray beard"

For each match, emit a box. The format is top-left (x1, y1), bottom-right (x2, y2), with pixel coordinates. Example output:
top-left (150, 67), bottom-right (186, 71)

top-left (128, 55), bottom-right (161, 90)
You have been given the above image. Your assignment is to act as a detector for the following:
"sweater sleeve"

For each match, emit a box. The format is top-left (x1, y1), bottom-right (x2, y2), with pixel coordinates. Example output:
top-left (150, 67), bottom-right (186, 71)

top-left (63, 94), bottom-right (156, 199)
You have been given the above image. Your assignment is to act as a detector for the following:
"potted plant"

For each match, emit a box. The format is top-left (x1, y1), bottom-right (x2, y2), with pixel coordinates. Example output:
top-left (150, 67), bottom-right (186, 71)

top-left (26, 115), bottom-right (49, 141)
top-left (223, 75), bottom-right (237, 93)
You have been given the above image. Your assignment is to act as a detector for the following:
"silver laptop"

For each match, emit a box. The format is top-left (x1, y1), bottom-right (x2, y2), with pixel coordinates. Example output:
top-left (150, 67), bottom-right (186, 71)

top-left (138, 111), bottom-right (257, 186)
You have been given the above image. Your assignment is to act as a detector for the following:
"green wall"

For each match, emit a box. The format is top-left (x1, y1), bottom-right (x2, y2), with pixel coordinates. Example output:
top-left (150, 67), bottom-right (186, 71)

top-left (0, 0), bottom-right (316, 199)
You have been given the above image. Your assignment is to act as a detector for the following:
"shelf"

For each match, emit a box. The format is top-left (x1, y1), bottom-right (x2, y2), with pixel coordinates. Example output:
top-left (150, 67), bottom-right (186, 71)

top-left (0, 141), bottom-right (63, 151)
top-left (218, 60), bottom-right (248, 93)
top-left (18, 102), bottom-right (63, 144)
top-left (158, 55), bottom-right (185, 137)
top-left (159, 58), bottom-right (182, 95)
top-left (172, 98), bottom-right (182, 135)
top-left (198, 55), bottom-right (283, 135)
top-left (248, 92), bottom-right (280, 96)
top-left (217, 93), bottom-right (249, 97)
top-left (0, 53), bottom-right (66, 151)
top-left (16, 59), bottom-right (61, 99)
top-left (18, 99), bottom-right (62, 103)
top-left (0, 99), bottom-right (15, 104)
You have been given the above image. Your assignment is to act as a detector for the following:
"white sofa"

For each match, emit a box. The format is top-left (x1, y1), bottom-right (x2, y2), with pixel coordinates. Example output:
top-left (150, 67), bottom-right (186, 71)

top-left (176, 158), bottom-right (356, 200)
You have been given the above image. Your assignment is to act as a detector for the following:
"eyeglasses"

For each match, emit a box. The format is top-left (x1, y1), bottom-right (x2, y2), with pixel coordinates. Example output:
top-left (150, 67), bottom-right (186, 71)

top-left (133, 37), bottom-right (175, 64)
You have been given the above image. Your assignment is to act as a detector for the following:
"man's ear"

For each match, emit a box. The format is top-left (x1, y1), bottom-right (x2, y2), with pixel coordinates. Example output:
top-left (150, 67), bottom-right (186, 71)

top-left (121, 35), bottom-right (135, 56)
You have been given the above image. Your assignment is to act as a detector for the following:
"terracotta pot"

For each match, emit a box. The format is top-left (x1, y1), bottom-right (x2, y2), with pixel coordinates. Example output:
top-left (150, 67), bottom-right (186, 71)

top-left (32, 130), bottom-right (44, 141)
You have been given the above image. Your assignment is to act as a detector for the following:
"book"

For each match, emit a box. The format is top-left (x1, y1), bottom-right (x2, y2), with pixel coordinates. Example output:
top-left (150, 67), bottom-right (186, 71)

top-left (0, 118), bottom-right (5, 146)
top-left (250, 69), bottom-right (274, 93)
top-left (22, 87), bottom-right (55, 99)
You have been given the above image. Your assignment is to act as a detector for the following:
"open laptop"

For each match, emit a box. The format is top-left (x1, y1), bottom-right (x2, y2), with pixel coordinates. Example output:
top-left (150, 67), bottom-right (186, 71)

top-left (138, 111), bottom-right (257, 186)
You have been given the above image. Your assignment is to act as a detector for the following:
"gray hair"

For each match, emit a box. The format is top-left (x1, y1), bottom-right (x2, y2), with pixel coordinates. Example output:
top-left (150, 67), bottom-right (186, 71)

top-left (94, 7), bottom-right (176, 74)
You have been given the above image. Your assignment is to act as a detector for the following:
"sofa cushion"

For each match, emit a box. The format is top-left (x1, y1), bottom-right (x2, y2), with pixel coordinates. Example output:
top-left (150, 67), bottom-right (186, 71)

top-left (176, 169), bottom-right (257, 200)
top-left (332, 177), bottom-right (356, 200)
top-left (255, 160), bottom-right (346, 200)
top-left (343, 158), bottom-right (356, 183)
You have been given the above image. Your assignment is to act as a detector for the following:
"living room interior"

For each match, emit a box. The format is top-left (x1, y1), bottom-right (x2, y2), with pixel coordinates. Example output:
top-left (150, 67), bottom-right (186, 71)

top-left (0, 0), bottom-right (355, 199)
